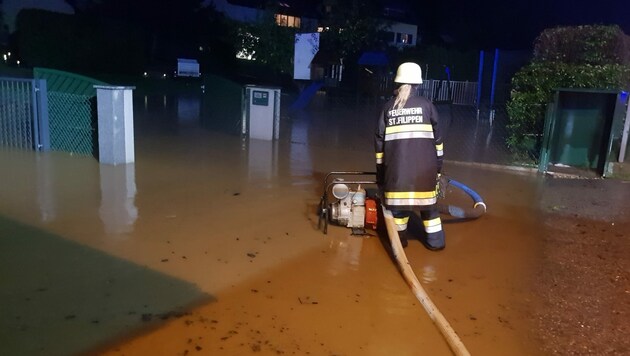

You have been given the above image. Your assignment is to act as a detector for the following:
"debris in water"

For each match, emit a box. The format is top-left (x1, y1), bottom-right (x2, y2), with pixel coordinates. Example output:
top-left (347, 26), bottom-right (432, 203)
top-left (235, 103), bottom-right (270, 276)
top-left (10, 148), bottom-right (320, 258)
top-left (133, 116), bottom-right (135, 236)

top-left (64, 315), bottom-right (76, 320)
top-left (161, 259), bottom-right (169, 262)
top-left (298, 296), bottom-right (319, 305)
top-left (247, 253), bottom-right (257, 258)
top-left (141, 314), bottom-right (153, 322)
top-left (233, 192), bottom-right (240, 196)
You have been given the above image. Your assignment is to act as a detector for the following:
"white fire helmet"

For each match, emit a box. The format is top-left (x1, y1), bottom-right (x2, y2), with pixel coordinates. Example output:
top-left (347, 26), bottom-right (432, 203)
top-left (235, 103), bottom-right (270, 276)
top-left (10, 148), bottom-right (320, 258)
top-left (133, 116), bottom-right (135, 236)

top-left (394, 62), bottom-right (423, 84)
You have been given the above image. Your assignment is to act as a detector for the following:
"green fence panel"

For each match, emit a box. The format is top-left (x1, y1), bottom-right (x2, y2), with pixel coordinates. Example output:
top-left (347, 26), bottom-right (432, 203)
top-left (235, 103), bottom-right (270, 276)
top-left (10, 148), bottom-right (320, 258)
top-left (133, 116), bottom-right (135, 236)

top-left (47, 92), bottom-right (96, 154)
top-left (33, 68), bottom-right (108, 155)
top-left (201, 74), bottom-right (243, 135)
top-left (33, 68), bottom-right (107, 95)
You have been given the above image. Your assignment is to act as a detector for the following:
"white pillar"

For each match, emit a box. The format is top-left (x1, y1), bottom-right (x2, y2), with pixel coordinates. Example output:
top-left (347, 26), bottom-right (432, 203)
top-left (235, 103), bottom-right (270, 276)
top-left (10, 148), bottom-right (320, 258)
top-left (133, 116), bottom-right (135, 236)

top-left (95, 85), bottom-right (135, 165)
top-left (99, 163), bottom-right (138, 235)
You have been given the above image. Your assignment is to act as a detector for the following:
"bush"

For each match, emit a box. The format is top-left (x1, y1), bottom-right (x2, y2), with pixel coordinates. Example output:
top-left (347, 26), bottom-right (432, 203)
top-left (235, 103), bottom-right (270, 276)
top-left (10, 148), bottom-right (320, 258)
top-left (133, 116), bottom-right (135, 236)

top-left (534, 25), bottom-right (630, 65)
top-left (506, 25), bottom-right (630, 160)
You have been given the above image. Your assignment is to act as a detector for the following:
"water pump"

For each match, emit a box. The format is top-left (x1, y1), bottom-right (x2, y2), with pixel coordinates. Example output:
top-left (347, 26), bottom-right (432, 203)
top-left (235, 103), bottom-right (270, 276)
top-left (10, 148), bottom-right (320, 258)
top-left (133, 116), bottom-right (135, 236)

top-left (317, 171), bottom-right (486, 235)
top-left (318, 172), bottom-right (379, 235)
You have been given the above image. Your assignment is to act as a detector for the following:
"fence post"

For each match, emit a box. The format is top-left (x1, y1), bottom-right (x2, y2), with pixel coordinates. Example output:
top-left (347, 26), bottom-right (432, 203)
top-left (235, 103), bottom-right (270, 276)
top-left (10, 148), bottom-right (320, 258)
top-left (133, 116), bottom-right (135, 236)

top-left (476, 50), bottom-right (484, 120)
top-left (619, 98), bottom-right (630, 162)
top-left (35, 79), bottom-right (50, 151)
top-left (94, 85), bottom-right (135, 165)
top-left (489, 48), bottom-right (500, 125)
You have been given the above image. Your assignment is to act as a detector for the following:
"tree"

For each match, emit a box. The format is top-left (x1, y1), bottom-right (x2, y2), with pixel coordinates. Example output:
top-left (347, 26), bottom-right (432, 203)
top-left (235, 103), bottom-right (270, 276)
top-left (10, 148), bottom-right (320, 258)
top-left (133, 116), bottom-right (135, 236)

top-left (236, 10), bottom-right (296, 75)
top-left (318, 0), bottom-right (387, 58)
top-left (79, 0), bottom-right (206, 62)
top-left (0, 0), bottom-right (7, 46)
top-left (195, 4), bottom-right (238, 73)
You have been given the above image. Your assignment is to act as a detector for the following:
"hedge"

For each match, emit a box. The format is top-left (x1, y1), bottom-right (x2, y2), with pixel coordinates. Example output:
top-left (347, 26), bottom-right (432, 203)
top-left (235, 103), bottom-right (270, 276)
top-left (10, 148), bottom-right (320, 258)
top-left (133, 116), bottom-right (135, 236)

top-left (506, 25), bottom-right (630, 160)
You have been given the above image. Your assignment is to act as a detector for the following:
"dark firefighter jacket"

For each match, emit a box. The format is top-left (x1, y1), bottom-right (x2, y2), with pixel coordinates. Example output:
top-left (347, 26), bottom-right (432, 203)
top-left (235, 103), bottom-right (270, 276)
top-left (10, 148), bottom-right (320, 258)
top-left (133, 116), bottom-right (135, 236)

top-left (375, 94), bottom-right (443, 210)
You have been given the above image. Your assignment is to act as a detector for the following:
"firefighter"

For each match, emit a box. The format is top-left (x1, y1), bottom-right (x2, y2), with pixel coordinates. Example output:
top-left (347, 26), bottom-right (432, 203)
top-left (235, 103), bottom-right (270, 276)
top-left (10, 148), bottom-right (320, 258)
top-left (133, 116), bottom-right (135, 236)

top-left (375, 62), bottom-right (445, 250)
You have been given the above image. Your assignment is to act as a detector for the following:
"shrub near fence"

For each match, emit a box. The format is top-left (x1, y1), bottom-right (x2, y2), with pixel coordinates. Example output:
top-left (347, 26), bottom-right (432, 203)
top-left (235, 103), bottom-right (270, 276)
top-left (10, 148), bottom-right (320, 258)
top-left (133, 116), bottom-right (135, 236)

top-left (507, 25), bottom-right (630, 161)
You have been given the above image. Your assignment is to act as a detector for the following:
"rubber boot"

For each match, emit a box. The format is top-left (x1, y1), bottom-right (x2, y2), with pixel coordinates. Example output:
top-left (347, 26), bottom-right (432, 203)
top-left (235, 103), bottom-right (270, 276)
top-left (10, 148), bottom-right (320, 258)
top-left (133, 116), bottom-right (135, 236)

top-left (399, 230), bottom-right (409, 248)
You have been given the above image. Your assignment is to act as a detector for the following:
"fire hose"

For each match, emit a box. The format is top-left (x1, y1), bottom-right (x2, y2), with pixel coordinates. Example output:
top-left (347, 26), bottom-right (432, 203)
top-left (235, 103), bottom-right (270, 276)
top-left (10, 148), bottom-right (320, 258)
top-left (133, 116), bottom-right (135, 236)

top-left (318, 172), bottom-right (485, 355)
top-left (382, 206), bottom-right (471, 356)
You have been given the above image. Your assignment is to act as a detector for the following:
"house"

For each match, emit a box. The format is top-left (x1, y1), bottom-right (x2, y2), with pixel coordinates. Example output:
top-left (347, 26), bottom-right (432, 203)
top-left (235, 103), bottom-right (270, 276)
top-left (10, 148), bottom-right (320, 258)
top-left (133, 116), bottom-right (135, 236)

top-left (206, 0), bottom-right (319, 32)
top-left (209, 0), bottom-right (418, 49)
top-left (381, 1), bottom-right (419, 48)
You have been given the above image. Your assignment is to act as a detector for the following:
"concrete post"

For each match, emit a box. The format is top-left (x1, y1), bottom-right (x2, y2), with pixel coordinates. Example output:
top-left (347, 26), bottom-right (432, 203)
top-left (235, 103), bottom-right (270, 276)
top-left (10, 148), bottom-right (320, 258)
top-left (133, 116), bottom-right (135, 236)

top-left (94, 85), bottom-right (135, 165)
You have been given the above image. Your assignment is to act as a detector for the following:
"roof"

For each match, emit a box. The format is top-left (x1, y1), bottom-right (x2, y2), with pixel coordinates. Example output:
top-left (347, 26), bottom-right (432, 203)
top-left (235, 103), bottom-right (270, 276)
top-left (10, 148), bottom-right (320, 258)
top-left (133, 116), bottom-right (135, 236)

top-left (226, 0), bottom-right (319, 17)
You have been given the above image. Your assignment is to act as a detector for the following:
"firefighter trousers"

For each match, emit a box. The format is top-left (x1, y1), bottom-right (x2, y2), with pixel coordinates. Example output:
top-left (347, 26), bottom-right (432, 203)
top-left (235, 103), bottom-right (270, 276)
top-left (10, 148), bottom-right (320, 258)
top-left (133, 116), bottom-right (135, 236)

top-left (391, 205), bottom-right (445, 248)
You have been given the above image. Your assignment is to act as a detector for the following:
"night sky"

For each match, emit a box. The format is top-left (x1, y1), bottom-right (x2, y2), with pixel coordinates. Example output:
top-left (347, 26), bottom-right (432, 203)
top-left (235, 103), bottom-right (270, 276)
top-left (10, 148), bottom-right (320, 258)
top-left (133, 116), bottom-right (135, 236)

top-left (409, 0), bottom-right (630, 49)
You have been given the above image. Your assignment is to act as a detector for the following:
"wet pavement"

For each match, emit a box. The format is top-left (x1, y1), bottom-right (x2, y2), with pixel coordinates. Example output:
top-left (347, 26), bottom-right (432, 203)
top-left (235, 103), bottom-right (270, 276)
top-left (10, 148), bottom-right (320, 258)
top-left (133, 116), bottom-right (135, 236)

top-left (1, 91), bottom-right (618, 355)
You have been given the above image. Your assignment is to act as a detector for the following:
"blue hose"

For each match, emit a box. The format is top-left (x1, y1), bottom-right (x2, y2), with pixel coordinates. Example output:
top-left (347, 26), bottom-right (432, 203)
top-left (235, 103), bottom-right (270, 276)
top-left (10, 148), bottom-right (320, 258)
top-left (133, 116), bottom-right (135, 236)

top-left (441, 178), bottom-right (487, 218)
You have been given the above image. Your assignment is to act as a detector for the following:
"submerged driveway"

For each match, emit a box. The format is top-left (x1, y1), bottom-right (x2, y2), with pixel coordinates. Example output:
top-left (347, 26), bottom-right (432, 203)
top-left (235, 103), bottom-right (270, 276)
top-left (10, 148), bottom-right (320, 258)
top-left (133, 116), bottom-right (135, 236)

top-left (1, 93), bottom-right (627, 355)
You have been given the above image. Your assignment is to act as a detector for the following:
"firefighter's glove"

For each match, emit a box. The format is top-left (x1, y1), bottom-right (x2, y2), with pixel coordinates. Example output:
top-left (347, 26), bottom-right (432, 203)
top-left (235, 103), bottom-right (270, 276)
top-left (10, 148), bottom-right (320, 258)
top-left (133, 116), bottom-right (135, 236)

top-left (437, 173), bottom-right (448, 199)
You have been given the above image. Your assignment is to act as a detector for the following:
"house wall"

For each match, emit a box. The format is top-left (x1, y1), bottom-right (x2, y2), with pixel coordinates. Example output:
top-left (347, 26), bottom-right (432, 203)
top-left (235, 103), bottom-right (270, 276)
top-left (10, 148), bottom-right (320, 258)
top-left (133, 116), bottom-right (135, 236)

top-left (2, 0), bottom-right (74, 32)
top-left (206, 0), bottom-right (317, 31)
top-left (386, 22), bottom-right (418, 48)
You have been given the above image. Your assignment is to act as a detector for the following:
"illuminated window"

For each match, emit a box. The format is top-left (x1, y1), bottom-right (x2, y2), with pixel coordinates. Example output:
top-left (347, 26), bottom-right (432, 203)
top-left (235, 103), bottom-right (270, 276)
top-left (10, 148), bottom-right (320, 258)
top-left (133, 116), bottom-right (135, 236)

top-left (395, 33), bottom-right (413, 45)
top-left (275, 14), bottom-right (301, 28)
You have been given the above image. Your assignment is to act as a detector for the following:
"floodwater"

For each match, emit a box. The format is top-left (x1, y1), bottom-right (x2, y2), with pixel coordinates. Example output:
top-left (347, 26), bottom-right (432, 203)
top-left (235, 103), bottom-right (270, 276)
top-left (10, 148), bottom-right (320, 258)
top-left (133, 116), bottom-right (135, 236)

top-left (1, 92), bottom-right (545, 355)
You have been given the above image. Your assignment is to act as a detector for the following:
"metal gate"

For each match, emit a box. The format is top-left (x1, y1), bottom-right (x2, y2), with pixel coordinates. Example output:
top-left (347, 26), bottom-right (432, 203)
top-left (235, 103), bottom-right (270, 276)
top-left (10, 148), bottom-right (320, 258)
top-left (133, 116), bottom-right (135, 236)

top-left (0, 77), bottom-right (50, 151)
top-left (418, 80), bottom-right (478, 106)
top-left (33, 68), bottom-right (107, 155)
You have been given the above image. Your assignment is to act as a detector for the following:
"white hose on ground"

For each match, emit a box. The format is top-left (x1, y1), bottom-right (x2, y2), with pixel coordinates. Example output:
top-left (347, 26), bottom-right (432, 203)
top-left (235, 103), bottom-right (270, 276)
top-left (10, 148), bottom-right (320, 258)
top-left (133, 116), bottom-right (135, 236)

top-left (382, 206), bottom-right (471, 356)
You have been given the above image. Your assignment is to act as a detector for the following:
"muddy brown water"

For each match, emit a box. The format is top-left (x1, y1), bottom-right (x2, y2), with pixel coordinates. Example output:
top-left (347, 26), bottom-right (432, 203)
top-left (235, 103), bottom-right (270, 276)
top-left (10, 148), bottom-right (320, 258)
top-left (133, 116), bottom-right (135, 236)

top-left (1, 94), bottom-right (545, 355)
